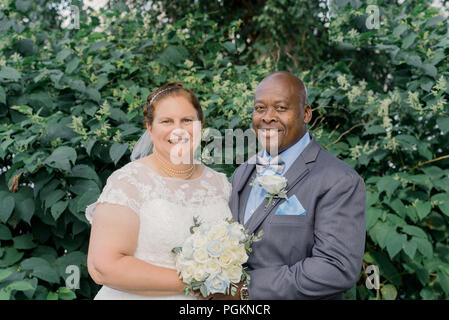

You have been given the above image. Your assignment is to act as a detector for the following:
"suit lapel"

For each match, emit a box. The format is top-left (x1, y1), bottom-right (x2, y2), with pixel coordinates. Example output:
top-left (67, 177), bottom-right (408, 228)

top-left (238, 170), bottom-right (256, 224)
top-left (235, 162), bottom-right (256, 194)
top-left (233, 160), bottom-right (256, 224)
top-left (244, 134), bottom-right (321, 234)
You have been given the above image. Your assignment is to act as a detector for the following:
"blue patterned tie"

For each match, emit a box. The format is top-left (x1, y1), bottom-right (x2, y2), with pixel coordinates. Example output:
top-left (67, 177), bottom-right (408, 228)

top-left (256, 153), bottom-right (285, 175)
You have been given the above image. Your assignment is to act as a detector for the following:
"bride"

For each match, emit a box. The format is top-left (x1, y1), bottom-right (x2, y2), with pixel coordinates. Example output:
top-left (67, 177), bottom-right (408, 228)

top-left (85, 83), bottom-right (232, 299)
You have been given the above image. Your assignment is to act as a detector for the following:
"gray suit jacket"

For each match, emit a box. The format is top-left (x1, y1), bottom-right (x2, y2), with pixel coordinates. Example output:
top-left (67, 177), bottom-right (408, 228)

top-left (229, 134), bottom-right (366, 299)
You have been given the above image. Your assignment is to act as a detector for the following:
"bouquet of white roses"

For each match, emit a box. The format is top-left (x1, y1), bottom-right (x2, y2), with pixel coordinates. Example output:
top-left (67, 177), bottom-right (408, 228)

top-left (171, 217), bottom-right (263, 297)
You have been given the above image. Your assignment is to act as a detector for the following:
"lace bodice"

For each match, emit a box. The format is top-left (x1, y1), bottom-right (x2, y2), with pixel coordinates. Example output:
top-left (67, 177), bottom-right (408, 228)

top-left (85, 161), bottom-right (232, 299)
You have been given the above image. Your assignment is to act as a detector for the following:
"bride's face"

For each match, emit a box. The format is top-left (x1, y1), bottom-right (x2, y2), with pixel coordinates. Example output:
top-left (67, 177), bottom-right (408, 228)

top-left (147, 95), bottom-right (201, 164)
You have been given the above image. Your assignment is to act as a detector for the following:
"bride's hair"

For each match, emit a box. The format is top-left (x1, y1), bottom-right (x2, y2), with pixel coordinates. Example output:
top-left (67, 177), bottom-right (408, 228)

top-left (143, 82), bottom-right (204, 126)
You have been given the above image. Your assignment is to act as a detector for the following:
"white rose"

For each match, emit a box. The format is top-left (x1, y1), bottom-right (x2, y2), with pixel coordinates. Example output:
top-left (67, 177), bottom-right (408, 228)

top-left (205, 258), bottom-right (222, 275)
top-left (179, 262), bottom-right (196, 283)
top-left (256, 175), bottom-right (287, 195)
top-left (233, 246), bottom-right (248, 264)
top-left (204, 273), bottom-right (230, 295)
top-left (182, 238), bottom-right (194, 259)
top-left (218, 251), bottom-right (234, 268)
top-left (199, 222), bottom-right (212, 235)
top-left (193, 267), bottom-right (208, 282)
top-left (223, 238), bottom-right (240, 252)
top-left (227, 223), bottom-right (246, 241)
top-left (193, 248), bottom-right (209, 264)
top-left (222, 265), bottom-right (243, 283)
top-left (206, 239), bottom-right (224, 258)
top-left (193, 234), bottom-right (208, 249)
top-left (208, 223), bottom-right (228, 241)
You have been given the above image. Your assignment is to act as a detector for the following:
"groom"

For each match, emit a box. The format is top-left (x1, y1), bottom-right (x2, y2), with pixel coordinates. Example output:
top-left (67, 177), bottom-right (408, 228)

top-left (229, 71), bottom-right (366, 300)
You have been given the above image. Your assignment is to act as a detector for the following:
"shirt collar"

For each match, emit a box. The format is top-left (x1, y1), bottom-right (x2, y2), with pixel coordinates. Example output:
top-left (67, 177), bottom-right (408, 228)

top-left (263, 131), bottom-right (311, 175)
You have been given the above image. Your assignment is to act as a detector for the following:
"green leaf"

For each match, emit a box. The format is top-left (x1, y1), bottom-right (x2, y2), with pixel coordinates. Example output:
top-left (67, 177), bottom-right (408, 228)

top-left (405, 55), bottom-right (422, 68)
top-left (85, 87), bottom-right (101, 103)
top-left (13, 189), bottom-right (35, 225)
top-left (415, 200), bottom-right (431, 220)
top-left (370, 250), bottom-right (402, 286)
top-left (0, 289), bottom-right (11, 300)
top-left (425, 16), bottom-right (445, 27)
top-left (222, 41), bottom-right (236, 54)
top-left (393, 24), bottom-right (407, 38)
top-left (42, 189), bottom-right (65, 210)
top-left (157, 46), bottom-right (185, 66)
top-left (20, 257), bottom-right (60, 284)
top-left (51, 201), bottom-right (68, 221)
top-left (54, 251), bottom-right (86, 278)
top-left (421, 63), bottom-right (437, 78)
top-left (402, 237), bottom-right (418, 259)
top-left (0, 269), bottom-right (12, 282)
top-left (109, 143), bottom-right (129, 165)
top-left (366, 207), bottom-right (382, 230)
top-left (6, 281), bottom-right (34, 292)
top-left (171, 247), bottom-right (182, 254)
top-left (436, 117), bottom-right (449, 134)
top-left (386, 233), bottom-right (406, 259)
top-left (402, 32), bottom-right (416, 49)
top-left (0, 85), bottom-right (5, 104)
top-left (366, 191), bottom-right (379, 207)
top-left (0, 224), bottom-right (12, 240)
top-left (414, 238), bottom-right (433, 258)
top-left (69, 165), bottom-right (101, 186)
top-left (401, 225), bottom-right (427, 239)
top-left (376, 176), bottom-right (400, 198)
top-left (0, 192), bottom-right (15, 223)
top-left (13, 233), bottom-right (37, 250)
top-left (57, 287), bottom-right (76, 300)
top-left (381, 284), bottom-right (397, 300)
top-left (0, 248), bottom-right (24, 268)
top-left (65, 57), bottom-right (81, 74)
top-left (200, 284), bottom-right (208, 297)
top-left (46, 291), bottom-right (58, 300)
top-left (438, 270), bottom-right (449, 295)
top-left (15, 0), bottom-right (32, 12)
top-left (371, 222), bottom-right (394, 249)
top-left (44, 146), bottom-right (77, 171)
top-left (69, 179), bottom-right (100, 196)
top-left (0, 66), bottom-right (21, 81)
top-left (388, 198), bottom-right (407, 219)
top-left (56, 48), bottom-right (72, 62)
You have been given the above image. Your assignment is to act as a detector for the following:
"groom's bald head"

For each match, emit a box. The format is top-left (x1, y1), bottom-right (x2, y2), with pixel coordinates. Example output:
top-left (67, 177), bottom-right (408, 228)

top-left (257, 71), bottom-right (308, 109)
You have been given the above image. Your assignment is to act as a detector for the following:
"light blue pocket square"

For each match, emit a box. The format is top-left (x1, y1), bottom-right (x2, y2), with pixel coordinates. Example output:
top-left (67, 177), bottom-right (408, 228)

top-left (275, 195), bottom-right (306, 215)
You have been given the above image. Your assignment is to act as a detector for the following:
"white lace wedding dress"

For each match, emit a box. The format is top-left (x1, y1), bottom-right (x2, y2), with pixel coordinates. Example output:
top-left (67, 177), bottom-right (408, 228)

top-left (85, 161), bottom-right (232, 300)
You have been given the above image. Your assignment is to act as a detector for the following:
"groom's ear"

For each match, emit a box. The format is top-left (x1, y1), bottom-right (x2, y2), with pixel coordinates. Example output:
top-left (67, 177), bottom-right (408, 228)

top-left (303, 103), bottom-right (312, 124)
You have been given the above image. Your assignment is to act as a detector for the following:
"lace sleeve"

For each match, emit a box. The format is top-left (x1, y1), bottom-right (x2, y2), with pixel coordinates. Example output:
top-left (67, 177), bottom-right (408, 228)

top-left (85, 166), bottom-right (143, 224)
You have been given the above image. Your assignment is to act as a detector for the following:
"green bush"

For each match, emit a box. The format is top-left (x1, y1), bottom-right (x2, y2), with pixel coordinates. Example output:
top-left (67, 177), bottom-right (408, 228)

top-left (0, 0), bottom-right (448, 300)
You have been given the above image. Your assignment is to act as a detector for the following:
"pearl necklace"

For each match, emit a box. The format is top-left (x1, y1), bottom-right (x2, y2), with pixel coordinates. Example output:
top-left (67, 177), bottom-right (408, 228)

top-left (154, 152), bottom-right (195, 179)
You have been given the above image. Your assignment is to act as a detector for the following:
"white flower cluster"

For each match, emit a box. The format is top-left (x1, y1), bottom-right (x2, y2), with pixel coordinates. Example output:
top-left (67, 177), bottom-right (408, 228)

top-left (173, 218), bottom-right (259, 297)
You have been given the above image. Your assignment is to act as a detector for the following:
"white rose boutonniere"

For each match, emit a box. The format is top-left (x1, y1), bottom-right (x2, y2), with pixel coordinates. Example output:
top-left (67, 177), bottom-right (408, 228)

top-left (251, 175), bottom-right (288, 209)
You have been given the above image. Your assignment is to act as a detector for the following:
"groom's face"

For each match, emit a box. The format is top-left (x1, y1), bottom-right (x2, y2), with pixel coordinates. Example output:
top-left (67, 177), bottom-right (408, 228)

top-left (253, 75), bottom-right (310, 154)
